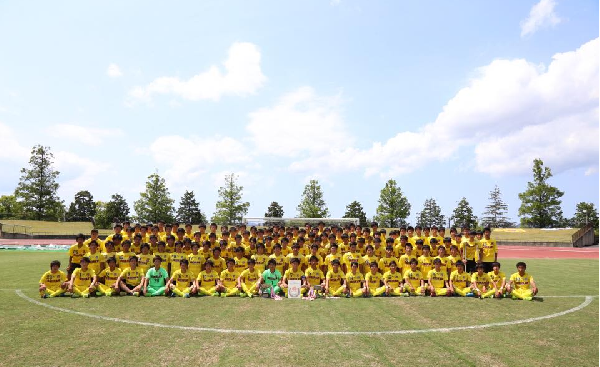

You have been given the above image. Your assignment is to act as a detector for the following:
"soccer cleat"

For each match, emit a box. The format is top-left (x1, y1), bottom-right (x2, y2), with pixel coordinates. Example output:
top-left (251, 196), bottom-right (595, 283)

top-left (212, 292), bottom-right (220, 297)
top-left (466, 292), bottom-right (474, 297)
top-left (170, 293), bottom-right (177, 298)
top-left (96, 291), bottom-right (102, 296)
top-left (82, 294), bottom-right (89, 298)
top-left (42, 294), bottom-right (48, 299)
top-left (184, 293), bottom-right (190, 298)
top-left (71, 294), bottom-right (80, 298)
top-left (512, 295), bottom-right (518, 300)
top-left (220, 293), bottom-right (227, 298)
top-left (145, 292), bottom-right (152, 297)
top-left (401, 292), bottom-right (409, 297)
top-left (524, 296), bottom-right (533, 301)
top-left (239, 292), bottom-right (247, 298)
top-left (345, 293), bottom-right (351, 298)
top-left (248, 293), bottom-right (253, 298)
top-left (133, 292), bottom-right (140, 297)
top-left (106, 291), bottom-right (112, 297)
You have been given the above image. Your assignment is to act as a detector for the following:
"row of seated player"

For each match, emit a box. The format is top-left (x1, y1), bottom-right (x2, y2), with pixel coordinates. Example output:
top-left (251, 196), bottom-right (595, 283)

top-left (40, 255), bottom-right (538, 301)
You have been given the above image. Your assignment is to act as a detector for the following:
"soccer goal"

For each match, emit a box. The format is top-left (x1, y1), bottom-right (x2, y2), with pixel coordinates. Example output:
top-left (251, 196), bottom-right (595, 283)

top-left (242, 217), bottom-right (359, 227)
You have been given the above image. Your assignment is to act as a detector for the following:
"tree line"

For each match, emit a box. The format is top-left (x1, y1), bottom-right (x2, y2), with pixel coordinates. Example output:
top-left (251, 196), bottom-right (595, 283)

top-left (0, 145), bottom-right (597, 230)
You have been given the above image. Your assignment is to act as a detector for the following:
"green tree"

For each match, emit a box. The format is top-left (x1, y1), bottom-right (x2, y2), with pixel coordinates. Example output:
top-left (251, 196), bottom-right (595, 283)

top-left (481, 185), bottom-right (514, 228)
top-left (518, 158), bottom-right (564, 228)
top-left (104, 194), bottom-right (130, 224)
top-left (296, 180), bottom-right (330, 218)
top-left (211, 173), bottom-right (250, 225)
top-left (265, 201), bottom-right (284, 218)
top-left (66, 190), bottom-right (96, 222)
top-left (15, 145), bottom-right (64, 220)
top-left (134, 173), bottom-right (175, 223)
top-left (416, 198), bottom-right (445, 227)
top-left (94, 201), bottom-right (111, 229)
top-left (343, 200), bottom-right (368, 227)
top-left (452, 197), bottom-right (478, 229)
top-left (176, 190), bottom-right (206, 223)
top-left (572, 202), bottom-right (599, 229)
top-left (0, 195), bottom-right (23, 219)
top-left (374, 179), bottom-right (411, 227)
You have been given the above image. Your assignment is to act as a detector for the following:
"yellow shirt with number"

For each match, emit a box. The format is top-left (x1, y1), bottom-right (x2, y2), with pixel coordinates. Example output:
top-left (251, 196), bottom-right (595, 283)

top-left (305, 267), bottom-right (324, 286)
top-left (72, 268), bottom-right (95, 287)
top-left (471, 272), bottom-right (492, 290)
top-left (428, 269), bottom-right (448, 288)
top-left (284, 269), bottom-right (304, 282)
top-left (137, 253), bottom-right (153, 273)
top-left (85, 252), bottom-right (105, 274)
top-left (220, 269), bottom-right (238, 289)
top-left (383, 270), bottom-right (403, 288)
top-left (268, 254), bottom-right (286, 273)
top-left (171, 269), bottom-right (194, 290)
top-left (365, 272), bottom-right (382, 289)
top-left (169, 253), bottom-right (187, 275)
top-left (450, 270), bottom-right (470, 289)
top-left (234, 257), bottom-right (249, 274)
top-left (345, 271), bottom-right (364, 291)
top-left (251, 254), bottom-right (269, 274)
top-left (418, 255), bottom-right (433, 276)
top-left (403, 269), bottom-right (423, 289)
top-left (239, 268), bottom-right (260, 287)
top-left (378, 256), bottom-right (399, 274)
top-left (488, 271), bottom-right (506, 288)
top-left (39, 270), bottom-right (67, 291)
top-left (69, 244), bottom-right (89, 264)
top-left (479, 239), bottom-right (497, 262)
top-left (326, 269), bottom-right (345, 289)
top-left (398, 254), bottom-right (416, 275)
top-left (197, 270), bottom-right (219, 288)
top-left (116, 251), bottom-right (136, 270)
top-left (187, 253), bottom-right (205, 277)
top-left (510, 272), bottom-right (534, 290)
top-left (120, 267), bottom-right (144, 286)
top-left (98, 267), bottom-right (122, 287)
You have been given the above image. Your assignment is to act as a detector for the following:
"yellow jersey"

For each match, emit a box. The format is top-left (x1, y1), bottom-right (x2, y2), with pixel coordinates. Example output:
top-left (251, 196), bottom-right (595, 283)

top-left (220, 269), bottom-right (238, 289)
top-left (69, 244), bottom-right (89, 264)
top-left (286, 253), bottom-right (307, 268)
top-left (283, 269), bottom-right (304, 281)
top-left (326, 269), bottom-right (345, 289)
top-left (342, 252), bottom-right (364, 268)
top-left (153, 252), bottom-right (170, 271)
top-left (450, 270), bottom-right (470, 289)
top-left (197, 270), bottom-right (219, 288)
top-left (120, 267), bottom-right (144, 286)
top-left (305, 267), bottom-right (324, 286)
top-left (479, 239), bottom-right (497, 262)
top-left (84, 238), bottom-right (104, 251)
top-left (378, 256), bottom-right (399, 274)
top-left (171, 269), bottom-right (194, 290)
top-left (398, 254), bottom-right (416, 275)
top-left (85, 252), bottom-right (105, 274)
top-left (418, 255), bottom-right (433, 276)
top-left (169, 253), bottom-right (187, 274)
top-left (433, 256), bottom-right (449, 274)
top-left (324, 254), bottom-right (342, 272)
top-left (39, 270), bottom-right (67, 290)
top-left (403, 269), bottom-right (423, 288)
top-left (239, 268), bottom-right (260, 286)
top-left (97, 267), bottom-right (122, 287)
top-left (383, 270), bottom-right (403, 288)
top-left (510, 272), bottom-right (534, 290)
top-left (427, 269), bottom-right (448, 288)
top-left (209, 257), bottom-right (226, 275)
top-left (72, 268), bottom-right (95, 287)
top-left (345, 271), bottom-right (364, 291)
top-left (461, 240), bottom-right (479, 261)
top-left (116, 251), bottom-right (136, 270)
top-left (471, 272), bottom-right (492, 290)
top-left (365, 271), bottom-right (383, 289)
top-left (187, 253), bottom-right (205, 277)
top-left (251, 254), bottom-right (269, 274)
top-left (488, 271), bottom-right (506, 288)
top-left (268, 254), bottom-right (286, 273)
top-left (233, 257), bottom-right (249, 274)
top-left (446, 255), bottom-right (461, 273)
top-left (137, 253), bottom-right (153, 273)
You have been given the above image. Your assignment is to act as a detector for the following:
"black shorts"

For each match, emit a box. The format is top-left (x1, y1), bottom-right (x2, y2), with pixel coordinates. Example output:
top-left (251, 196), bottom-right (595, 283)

top-left (68, 263), bottom-right (81, 274)
top-left (482, 262), bottom-right (494, 272)
top-left (124, 283), bottom-right (137, 291)
top-left (466, 260), bottom-right (477, 273)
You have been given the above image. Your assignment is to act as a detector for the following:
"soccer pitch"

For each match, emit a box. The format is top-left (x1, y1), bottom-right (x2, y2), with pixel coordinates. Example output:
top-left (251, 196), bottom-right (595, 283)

top-left (0, 252), bottom-right (598, 367)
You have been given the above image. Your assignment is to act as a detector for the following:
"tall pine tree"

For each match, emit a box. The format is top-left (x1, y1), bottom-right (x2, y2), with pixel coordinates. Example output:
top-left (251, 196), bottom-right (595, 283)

top-left (416, 198), bottom-right (445, 227)
top-left (452, 197), bottom-right (477, 229)
top-left (105, 194), bottom-right (130, 224)
top-left (265, 202), bottom-right (284, 218)
top-left (518, 158), bottom-right (564, 228)
top-left (15, 145), bottom-right (64, 220)
top-left (481, 185), bottom-right (514, 228)
top-left (134, 173), bottom-right (175, 223)
top-left (176, 190), bottom-right (206, 223)
top-left (211, 173), bottom-right (250, 225)
top-left (343, 201), bottom-right (367, 226)
top-left (374, 179), bottom-right (411, 227)
top-left (66, 190), bottom-right (96, 222)
top-left (296, 180), bottom-right (329, 218)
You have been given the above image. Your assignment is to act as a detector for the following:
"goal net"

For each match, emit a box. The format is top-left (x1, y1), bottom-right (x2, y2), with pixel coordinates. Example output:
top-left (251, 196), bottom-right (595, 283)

top-left (242, 217), bottom-right (359, 228)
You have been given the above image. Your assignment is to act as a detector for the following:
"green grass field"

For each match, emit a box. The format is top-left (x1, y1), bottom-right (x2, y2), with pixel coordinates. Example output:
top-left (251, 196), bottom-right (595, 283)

top-left (0, 251), bottom-right (597, 367)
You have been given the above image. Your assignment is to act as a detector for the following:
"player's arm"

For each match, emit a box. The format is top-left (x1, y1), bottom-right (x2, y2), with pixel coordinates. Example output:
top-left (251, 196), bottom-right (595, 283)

top-left (428, 274), bottom-right (435, 292)
top-left (530, 277), bottom-right (538, 295)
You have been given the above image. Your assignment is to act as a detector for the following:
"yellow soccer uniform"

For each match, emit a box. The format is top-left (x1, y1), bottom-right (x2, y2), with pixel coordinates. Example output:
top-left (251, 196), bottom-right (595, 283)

top-left (39, 270), bottom-right (67, 296)
top-left (69, 244), bottom-right (89, 265)
top-left (398, 254), bottom-right (416, 275)
top-left (169, 252), bottom-right (187, 275)
top-left (446, 255), bottom-right (461, 273)
top-left (209, 257), bottom-right (226, 275)
top-left (170, 269), bottom-right (194, 293)
top-left (383, 270), bottom-right (403, 289)
top-left (251, 254), bottom-right (269, 274)
top-left (187, 253), bottom-right (205, 277)
top-left (427, 269), bottom-right (449, 296)
top-left (98, 267), bottom-right (122, 287)
top-left (378, 256), bottom-right (399, 274)
top-left (342, 252), bottom-right (364, 268)
top-left (137, 253), bottom-right (153, 273)
top-left (305, 267), bottom-right (325, 287)
top-left (324, 254), bottom-right (342, 272)
top-left (461, 240), bottom-right (479, 261)
top-left (433, 256), bottom-right (449, 274)
top-left (283, 268), bottom-right (305, 295)
top-left (85, 252), bottom-right (105, 275)
top-left (365, 271), bottom-right (384, 295)
top-left (510, 272), bottom-right (535, 300)
top-left (220, 269), bottom-right (238, 289)
top-left (239, 268), bottom-right (260, 295)
top-left (403, 269), bottom-right (424, 294)
top-left (71, 267), bottom-right (95, 296)
top-left (120, 267), bottom-right (144, 286)
top-left (234, 257), bottom-right (249, 274)
top-left (418, 255), bottom-right (433, 276)
top-left (450, 270), bottom-right (471, 296)
top-left (346, 271), bottom-right (364, 296)
top-left (488, 270), bottom-right (506, 290)
top-left (268, 254), bottom-right (286, 273)
top-left (479, 239), bottom-right (498, 262)
top-left (116, 251), bottom-right (136, 270)
top-left (325, 269), bottom-right (346, 296)
top-left (471, 272), bottom-right (495, 298)
top-left (153, 252), bottom-right (170, 271)
top-left (286, 253), bottom-right (307, 269)
top-left (197, 270), bottom-right (219, 295)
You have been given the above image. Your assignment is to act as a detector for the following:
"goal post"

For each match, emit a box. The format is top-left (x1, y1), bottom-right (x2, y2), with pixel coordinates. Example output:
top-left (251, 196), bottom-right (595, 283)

top-left (242, 217), bottom-right (359, 227)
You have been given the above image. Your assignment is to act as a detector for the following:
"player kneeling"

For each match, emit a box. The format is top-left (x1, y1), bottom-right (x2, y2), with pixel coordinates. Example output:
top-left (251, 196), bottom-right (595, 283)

top-left (507, 262), bottom-right (538, 301)
top-left (195, 260), bottom-right (219, 297)
top-left (345, 261), bottom-right (367, 298)
top-left (96, 256), bottom-right (121, 296)
top-left (403, 258), bottom-right (424, 296)
top-left (143, 256), bottom-right (169, 297)
top-left (449, 261), bottom-right (471, 297)
top-left (238, 258), bottom-right (261, 298)
top-left (39, 260), bottom-right (68, 298)
top-left (427, 258), bottom-right (451, 297)
top-left (67, 257), bottom-right (96, 298)
top-left (166, 259), bottom-right (196, 298)
top-left (116, 256), bottom-right (144, 296)
top-left (471, 263), bottom-right (495, 299)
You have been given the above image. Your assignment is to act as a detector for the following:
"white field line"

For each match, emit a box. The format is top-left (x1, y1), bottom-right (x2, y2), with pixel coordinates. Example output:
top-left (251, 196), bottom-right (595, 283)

top-left (15, 290), bottom-right (595, 336)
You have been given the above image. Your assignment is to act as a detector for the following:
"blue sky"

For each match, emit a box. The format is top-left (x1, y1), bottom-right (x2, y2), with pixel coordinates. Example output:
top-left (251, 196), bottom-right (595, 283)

top-left (0, 0), bottom-right (598, 224)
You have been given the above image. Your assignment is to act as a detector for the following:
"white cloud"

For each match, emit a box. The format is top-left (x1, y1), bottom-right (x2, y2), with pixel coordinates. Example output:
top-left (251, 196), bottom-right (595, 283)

top-left (330, 0), bottom-right (341, 6)
top-left (47, 124), bottom-right (124, 146)
top-left (53, 151), bottom-right (111, 200)
top-left (148, 135), bottom-right (251, 187)
top-left (246, 86), bottom-right (353, 158)
top-left (521, 0), bottom-right (561, 37)
top-left (128, 42), bottom-right (266, 103)
top-left (0, 122), bottom-right (29, 161)
top-left (106, 63), bottom-right (123, 78)
top-left (290, 38), bottom-right (599, 178)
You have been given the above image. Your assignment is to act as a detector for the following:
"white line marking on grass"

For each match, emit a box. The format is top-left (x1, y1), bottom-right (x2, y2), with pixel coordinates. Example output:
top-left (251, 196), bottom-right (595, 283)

top-left (0, 288), bottom-right (16, 291)
top-left (15, 290), bottom-right (594, 336)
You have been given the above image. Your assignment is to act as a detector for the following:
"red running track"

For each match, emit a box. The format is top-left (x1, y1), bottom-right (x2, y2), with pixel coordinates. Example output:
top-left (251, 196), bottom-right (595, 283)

top-left (0, 239), bottom-right (597, 259)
